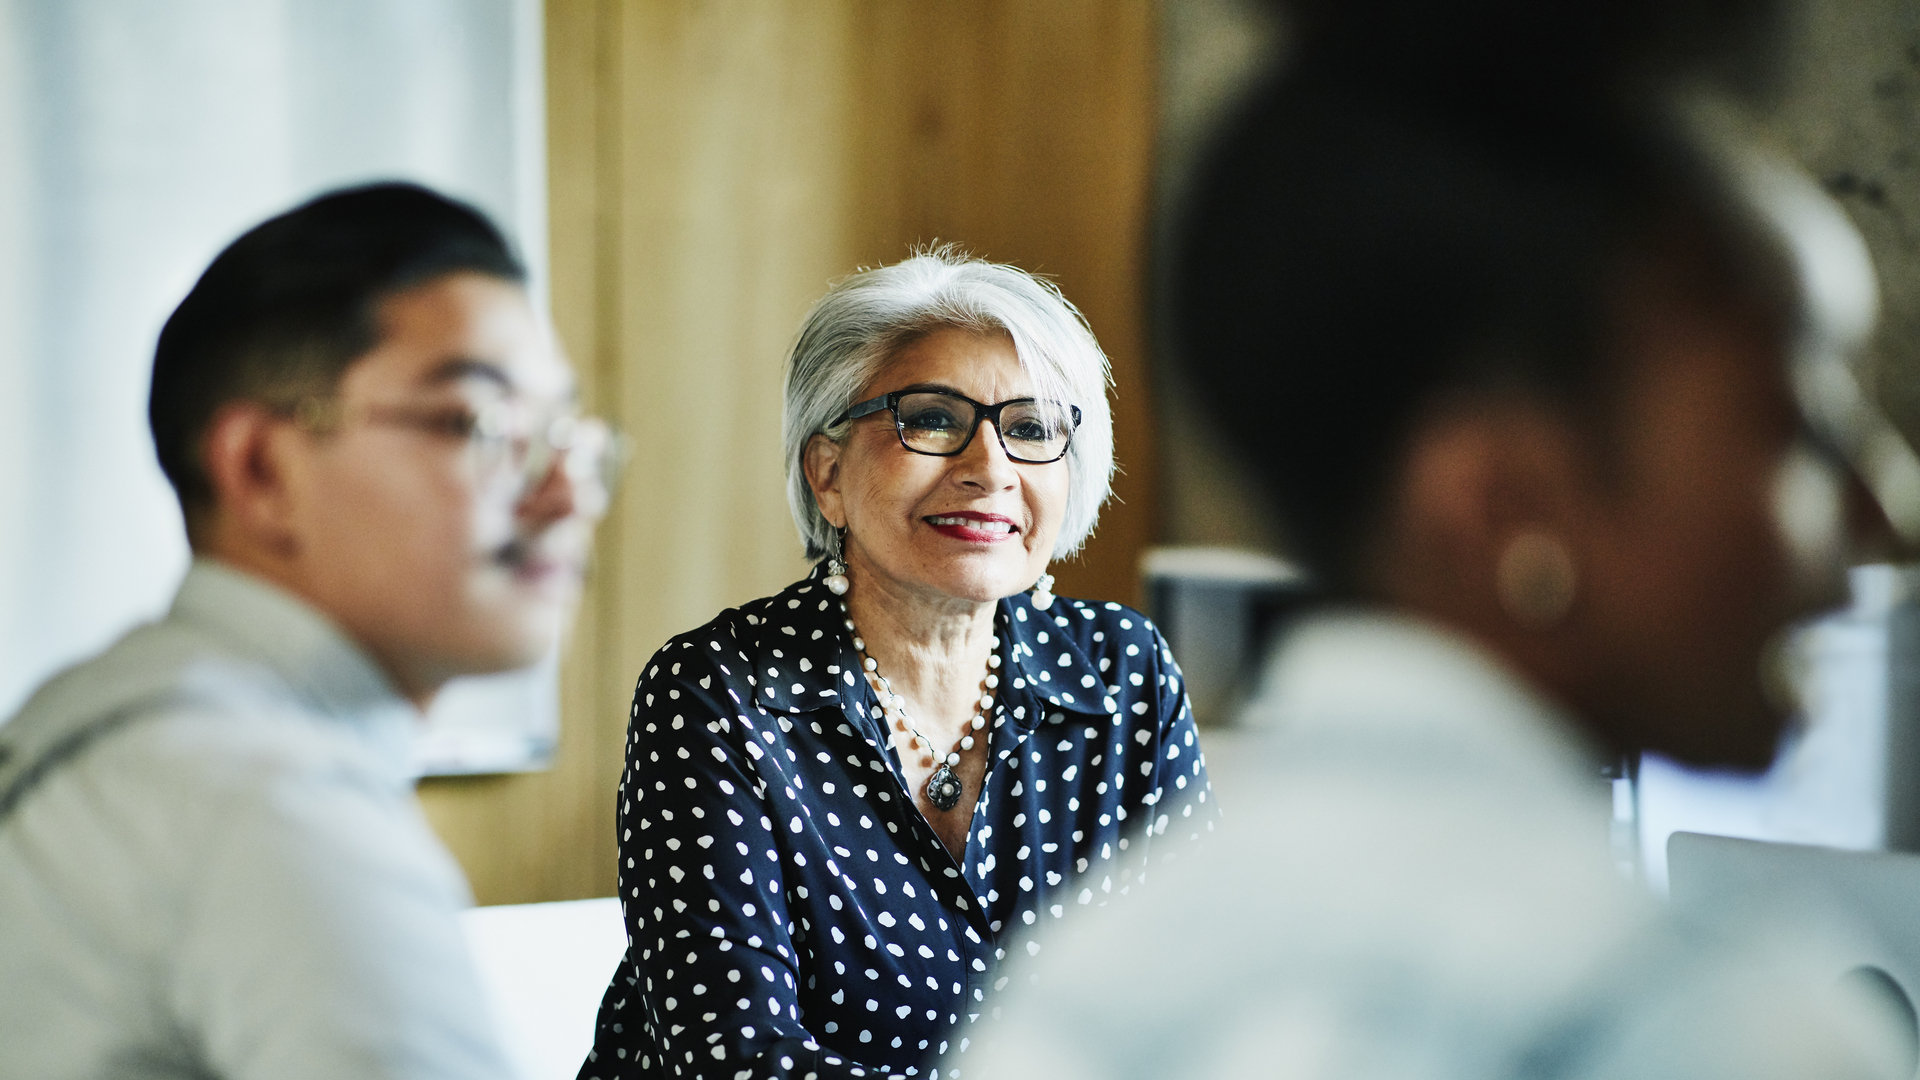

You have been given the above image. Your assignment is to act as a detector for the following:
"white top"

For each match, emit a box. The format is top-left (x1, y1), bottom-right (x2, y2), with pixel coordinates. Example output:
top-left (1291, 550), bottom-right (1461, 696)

top-left (0, 559), bottom-right (516, 1080)
top-left (946, 611), bottom-right (1905, 1080)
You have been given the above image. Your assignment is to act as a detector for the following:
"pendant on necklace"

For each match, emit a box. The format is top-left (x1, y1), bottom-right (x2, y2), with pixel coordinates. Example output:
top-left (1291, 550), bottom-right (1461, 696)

top-left (926, 764), bottom-right (964, 811)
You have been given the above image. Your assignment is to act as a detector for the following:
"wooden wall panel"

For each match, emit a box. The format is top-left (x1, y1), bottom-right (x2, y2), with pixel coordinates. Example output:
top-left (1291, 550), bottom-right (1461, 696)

top-left (414, 0), bottom-right (628, 906)
top-left (418, 0), bottom-right (1159, 905)
top-left (609, 1), bottom-right (846, 668)
top-left (846, 1), bottom-right (1160, 607)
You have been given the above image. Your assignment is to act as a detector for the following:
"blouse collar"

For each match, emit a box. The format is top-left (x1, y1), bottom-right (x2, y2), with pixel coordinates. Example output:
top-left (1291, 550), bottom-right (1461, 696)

top-left (739, 564), bottom-right (1114, 732)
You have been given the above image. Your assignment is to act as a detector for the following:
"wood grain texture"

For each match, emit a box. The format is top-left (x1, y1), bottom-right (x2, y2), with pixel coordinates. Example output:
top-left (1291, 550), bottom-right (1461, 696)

top-left (418, 0), bottom-right (1158, 905)
top-left (415, 0), bottom-right (629, 907)
top-left (846, 0), bottom-right (1159, 607)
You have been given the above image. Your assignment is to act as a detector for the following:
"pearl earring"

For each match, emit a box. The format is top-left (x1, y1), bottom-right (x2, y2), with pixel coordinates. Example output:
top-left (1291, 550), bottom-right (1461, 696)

top-left (1495, 531), bottom-right (1575, 629)
top-left (824, 527), bottom-right (850, 596)
top-left (1030, 572), bottom-right (1055, 609)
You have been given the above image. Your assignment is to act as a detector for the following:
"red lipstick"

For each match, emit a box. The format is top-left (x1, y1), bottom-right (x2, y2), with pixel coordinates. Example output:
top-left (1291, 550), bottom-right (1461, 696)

top-left (923, 511), bottom-right (1019, 543)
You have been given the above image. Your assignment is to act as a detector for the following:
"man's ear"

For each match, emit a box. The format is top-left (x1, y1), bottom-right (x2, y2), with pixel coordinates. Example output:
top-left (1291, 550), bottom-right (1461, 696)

top-left (803, 433), bottom-right (847, 529)
top-left (198, 401), bottom-right (304, 560)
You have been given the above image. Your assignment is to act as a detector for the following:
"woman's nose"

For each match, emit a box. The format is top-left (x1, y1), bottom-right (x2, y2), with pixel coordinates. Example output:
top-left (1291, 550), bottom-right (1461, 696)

top-left (955, 420), bottom-right (1020, 488)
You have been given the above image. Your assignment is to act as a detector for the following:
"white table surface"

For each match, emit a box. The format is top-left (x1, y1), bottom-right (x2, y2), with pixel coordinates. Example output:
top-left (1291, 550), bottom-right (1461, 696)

top-left (462, 896), bottom-right (628, 1080)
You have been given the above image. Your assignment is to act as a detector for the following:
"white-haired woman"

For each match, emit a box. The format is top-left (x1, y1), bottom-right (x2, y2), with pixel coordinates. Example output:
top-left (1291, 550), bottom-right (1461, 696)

top-left (580, 250), bottom-right (1217, 1080)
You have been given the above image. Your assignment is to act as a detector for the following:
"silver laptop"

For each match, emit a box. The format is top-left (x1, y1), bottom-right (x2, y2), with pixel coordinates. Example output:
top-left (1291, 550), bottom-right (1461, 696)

top-left (1668, 831), bottom-right (1920, 1074)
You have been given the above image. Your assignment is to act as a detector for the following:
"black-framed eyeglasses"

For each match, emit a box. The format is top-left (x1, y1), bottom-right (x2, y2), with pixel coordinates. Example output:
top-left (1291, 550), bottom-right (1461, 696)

top-left (834, 390), bottom-right (1082, 464)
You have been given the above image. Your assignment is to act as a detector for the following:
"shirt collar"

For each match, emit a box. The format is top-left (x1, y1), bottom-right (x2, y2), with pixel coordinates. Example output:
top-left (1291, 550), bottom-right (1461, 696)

top-left (0, 560), bottom-right (416, 807)
top-left (746, 565), bottom-right (1115, 730)
top-left (997, 592), bottom-right (1113, 721)
top-left (171, 558), bottom-right (413, 727)
top-left (1242, 608), bottom-right (1605, 793)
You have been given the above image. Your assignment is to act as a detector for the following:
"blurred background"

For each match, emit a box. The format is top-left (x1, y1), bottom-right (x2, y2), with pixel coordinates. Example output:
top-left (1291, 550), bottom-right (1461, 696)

top-left (7, 0), bottom-right (1920, 907)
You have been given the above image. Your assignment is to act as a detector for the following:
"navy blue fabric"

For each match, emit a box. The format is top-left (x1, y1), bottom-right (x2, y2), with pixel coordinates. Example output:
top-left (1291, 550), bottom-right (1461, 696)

top-left (580, 566), bottom-right (1217, 1080)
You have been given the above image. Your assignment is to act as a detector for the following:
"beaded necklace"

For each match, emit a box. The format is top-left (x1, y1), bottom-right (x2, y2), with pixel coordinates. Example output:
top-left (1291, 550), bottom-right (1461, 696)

top-left (840, 603), bottom-right (999, 811)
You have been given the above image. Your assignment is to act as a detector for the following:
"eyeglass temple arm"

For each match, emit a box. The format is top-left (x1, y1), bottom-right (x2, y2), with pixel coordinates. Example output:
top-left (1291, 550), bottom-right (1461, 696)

top-left (834, 395), bottom-right (895, 425)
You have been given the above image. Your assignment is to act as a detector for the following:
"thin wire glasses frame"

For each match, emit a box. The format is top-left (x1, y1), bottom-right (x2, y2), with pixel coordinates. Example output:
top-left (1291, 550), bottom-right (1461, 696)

top-left (292, 396), bottom-right (628, 499)
top-left (834, 389), bottom-right (1082, 464)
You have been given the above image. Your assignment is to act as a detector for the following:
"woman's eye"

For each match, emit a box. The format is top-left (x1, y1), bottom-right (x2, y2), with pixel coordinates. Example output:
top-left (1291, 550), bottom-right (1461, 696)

top-left (902, 409), bottom-right (963, 431)
top-left (1006, 419), bottom-right (1050, 441)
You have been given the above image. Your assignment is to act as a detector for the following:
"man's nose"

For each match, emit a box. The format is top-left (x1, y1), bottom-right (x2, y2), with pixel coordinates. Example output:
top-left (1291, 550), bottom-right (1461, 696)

top-left (516, 451), bottom-right (591, 526)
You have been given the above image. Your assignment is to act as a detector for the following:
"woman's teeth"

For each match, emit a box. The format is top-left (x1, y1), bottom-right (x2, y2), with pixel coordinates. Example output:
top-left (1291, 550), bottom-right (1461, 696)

top-left (928, 516), bottom-right (1012, 533)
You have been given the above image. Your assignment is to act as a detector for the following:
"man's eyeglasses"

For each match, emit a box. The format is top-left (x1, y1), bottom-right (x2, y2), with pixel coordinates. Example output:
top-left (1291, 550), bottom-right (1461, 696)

top-left (294, 397), bottom-right (627, 498)
top-left (833, 390), bottom-right (1081, 464)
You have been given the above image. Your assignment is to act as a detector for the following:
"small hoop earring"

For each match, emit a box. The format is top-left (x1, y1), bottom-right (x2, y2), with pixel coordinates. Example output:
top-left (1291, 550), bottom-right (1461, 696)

top-left (1030, 571), bottom-right (1056, 610)
top-left (824, 526), bottom-right (850, 596)
top-left (1495, 531), bottom-right (1576, 630)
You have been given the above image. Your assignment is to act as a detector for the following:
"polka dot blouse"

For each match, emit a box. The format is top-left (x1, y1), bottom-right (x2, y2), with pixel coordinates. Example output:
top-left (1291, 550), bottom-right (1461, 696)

top-left (580, 566), bottom-right (1217, 1080)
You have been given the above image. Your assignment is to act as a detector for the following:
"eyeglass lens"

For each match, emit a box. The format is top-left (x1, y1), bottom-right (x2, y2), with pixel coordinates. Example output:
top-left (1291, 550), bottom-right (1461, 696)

top-left (894, 392), bottom-right (1075, 462)
top-left (471, 403), bottom-right (626, 496)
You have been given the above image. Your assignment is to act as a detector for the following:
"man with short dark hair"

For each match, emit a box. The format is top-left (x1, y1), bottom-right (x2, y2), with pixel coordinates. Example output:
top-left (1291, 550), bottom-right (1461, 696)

top-left (0, 183), bottom-right (613, 1079)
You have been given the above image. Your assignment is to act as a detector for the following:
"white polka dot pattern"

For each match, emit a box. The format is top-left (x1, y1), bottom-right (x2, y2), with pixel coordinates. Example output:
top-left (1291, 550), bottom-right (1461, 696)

top-left (580, 566), bottom-right (1217, 1080)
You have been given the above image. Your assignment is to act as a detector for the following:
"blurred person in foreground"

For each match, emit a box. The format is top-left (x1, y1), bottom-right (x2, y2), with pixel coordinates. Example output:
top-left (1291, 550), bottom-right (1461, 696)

top-left (945, 3), bottom-right (1920, 1078)
top-left (0, 183), bottom-right (616, 1079)
top-left (579, 250), bottom-right (1215, 1080)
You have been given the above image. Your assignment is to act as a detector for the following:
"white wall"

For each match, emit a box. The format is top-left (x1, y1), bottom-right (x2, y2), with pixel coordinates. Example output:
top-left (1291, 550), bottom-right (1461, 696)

top-left (0, 0), bottom-right (546, 729)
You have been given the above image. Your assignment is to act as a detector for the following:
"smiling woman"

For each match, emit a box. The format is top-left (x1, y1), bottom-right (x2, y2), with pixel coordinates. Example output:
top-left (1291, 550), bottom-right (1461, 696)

top-left (578, 251), bottom-right (1217, 1080)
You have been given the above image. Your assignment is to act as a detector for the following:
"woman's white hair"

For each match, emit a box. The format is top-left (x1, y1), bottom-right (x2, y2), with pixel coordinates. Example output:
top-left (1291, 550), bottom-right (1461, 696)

top-left (782, 247), bottom-right (1115, 562)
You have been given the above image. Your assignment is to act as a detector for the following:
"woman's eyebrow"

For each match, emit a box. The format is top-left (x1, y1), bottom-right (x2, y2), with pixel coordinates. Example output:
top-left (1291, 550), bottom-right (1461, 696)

top-left (894, 383), bottom-right (1043, 405)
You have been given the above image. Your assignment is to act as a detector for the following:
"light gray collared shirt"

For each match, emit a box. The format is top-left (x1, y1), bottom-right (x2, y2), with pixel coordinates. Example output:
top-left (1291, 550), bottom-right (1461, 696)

top-left (948, 611), bottom-right (1904, 1080)
top-left (0, 559), bottom-right (515, 1080)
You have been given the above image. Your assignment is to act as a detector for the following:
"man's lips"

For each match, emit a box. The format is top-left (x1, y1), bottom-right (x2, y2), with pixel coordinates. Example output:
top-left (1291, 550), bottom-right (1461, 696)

top-left (493, 538), bottom-right (583, 580)
top-left (924, 513), bottom-right (1019, 541)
